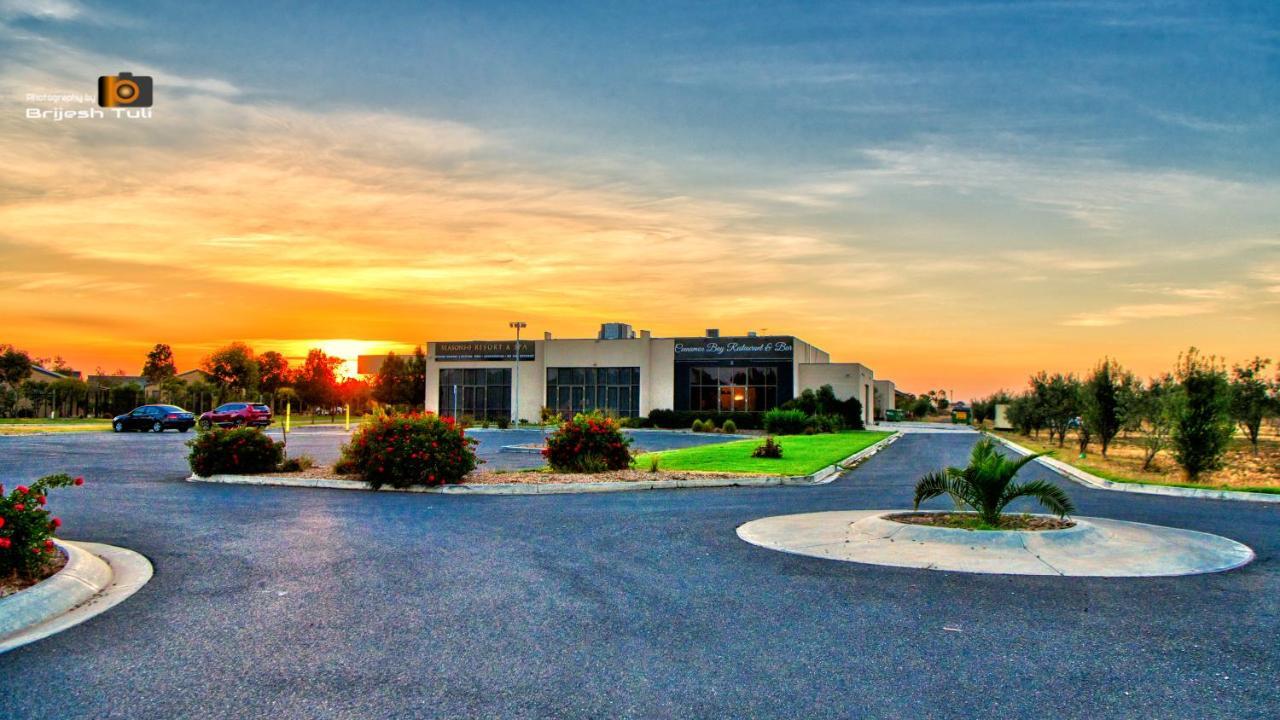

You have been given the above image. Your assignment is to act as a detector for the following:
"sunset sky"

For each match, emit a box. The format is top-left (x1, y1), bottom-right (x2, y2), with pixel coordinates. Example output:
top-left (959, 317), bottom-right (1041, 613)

top-left (1, 0), bottom-right (1277, 398)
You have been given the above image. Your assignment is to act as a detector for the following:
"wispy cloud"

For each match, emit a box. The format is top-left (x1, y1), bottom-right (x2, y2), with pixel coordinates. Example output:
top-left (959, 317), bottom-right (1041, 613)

top-left (1062, 302), bottom-right (1218, 328)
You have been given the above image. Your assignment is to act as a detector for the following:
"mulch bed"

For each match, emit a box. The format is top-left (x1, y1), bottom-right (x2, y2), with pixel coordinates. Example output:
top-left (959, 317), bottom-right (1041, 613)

top-left (0, 553), bottom-right (67, 600)
top-left (267, 465), bottom-right (746, 486)
top-left (888, 512), bottom-right (1075, 531)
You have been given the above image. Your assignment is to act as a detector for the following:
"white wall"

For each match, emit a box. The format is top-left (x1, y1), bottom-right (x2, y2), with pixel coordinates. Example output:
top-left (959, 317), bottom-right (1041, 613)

top-left (797, 363), bottom-right (875, 426)
top-left (872, 379), bottom-right (896, 421)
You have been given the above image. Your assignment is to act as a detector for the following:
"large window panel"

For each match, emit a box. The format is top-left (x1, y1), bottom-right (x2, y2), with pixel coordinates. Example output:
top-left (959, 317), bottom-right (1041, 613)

top-left (546, 366), bottom-right (641, 417)
top-left (439, 368), bottom-right (510, 419)
top-left (687, 364), bottom-right (781, 412)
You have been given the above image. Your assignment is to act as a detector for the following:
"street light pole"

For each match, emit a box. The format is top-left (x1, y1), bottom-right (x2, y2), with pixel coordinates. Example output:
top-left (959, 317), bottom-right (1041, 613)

top-left (509, 321), bottom-right (527, 425)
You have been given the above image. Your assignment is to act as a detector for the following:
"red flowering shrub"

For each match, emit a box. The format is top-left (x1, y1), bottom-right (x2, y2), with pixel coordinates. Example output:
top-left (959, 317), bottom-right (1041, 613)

top-left (340, 413), bottom-right (480, 489)
top-left (542, 412), bottom-right (633, 473)
top-left (187, 427), bottom-right (285, 477)
top-left (1, 473), bottom-right (84, 580)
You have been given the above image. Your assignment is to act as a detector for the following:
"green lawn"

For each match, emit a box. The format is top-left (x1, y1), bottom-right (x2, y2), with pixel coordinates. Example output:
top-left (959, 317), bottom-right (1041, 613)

top-left (638, 431), bottom-right (893, 475)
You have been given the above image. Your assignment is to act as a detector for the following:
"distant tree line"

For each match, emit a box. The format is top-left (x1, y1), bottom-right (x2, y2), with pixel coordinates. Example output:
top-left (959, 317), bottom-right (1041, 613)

top-left (983, 348), bottom-right (1278, 481)
top-left (0, 341), bottom-right (430, 420)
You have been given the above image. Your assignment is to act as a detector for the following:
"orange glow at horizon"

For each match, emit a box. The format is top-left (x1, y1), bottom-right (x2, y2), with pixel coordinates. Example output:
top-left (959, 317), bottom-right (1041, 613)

top-left (1, 29), bottom-right (1276, 400)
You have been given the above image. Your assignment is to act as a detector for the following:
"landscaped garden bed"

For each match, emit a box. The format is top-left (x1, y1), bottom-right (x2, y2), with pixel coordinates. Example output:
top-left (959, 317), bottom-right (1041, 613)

top-left (189, 412), bottom-right (899, 491)
top-left (1, 473), bottom-right (85, 598)
top-left (0, 552), bottom-right (66, 599)
top-left (888, 512), bottom-right (1074, 531)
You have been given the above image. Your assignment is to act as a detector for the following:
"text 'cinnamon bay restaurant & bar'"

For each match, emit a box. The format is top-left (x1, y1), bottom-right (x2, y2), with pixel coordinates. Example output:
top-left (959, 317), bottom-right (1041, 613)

top-left (361, 323), bottom-right (896, 425)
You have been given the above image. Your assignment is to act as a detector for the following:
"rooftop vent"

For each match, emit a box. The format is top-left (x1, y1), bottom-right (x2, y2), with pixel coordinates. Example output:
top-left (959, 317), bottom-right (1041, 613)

top-left (599, 322), bottom-right (634, 340)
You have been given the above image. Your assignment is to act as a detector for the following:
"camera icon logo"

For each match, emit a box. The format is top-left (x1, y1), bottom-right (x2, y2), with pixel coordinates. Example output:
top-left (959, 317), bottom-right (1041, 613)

top-left (98, 72), bottom-right (153, 108)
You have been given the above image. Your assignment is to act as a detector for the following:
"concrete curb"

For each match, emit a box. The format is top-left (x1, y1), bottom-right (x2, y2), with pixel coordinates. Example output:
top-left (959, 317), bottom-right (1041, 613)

top-left (0, 540), bottom-right (111, 641)
top-left (737, 509), bottom-right (1256, 577)
top-left (0, 541), bottom-right (153, 654)
top-left (988, 433), bottom-right (1280, 504)
top-left (187, 431), bottom-right (903, 496)
top-left (805, 431), bottom-right (902, 484)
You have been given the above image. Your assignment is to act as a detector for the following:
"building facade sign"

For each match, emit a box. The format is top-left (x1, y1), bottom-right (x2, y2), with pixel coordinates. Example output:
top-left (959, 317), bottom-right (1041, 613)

top-left (433, 340), bottom-right (535, 362)
top-left (672, 336), bottom-right (794, 361)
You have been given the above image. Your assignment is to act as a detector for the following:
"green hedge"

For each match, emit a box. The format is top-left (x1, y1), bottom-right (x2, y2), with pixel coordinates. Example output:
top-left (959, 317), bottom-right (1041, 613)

top-left (647, 409), bottom-right (761, 430)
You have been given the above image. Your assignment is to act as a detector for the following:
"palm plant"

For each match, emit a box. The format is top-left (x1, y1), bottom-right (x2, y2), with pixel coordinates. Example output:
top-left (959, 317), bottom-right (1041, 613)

top-left (913, 437), bottom-right (1075, 526)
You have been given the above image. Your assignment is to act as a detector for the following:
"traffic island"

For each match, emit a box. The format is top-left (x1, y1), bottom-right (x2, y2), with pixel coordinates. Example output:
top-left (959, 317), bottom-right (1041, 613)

top-left (0, 540), bottom-right (153, 653)
top-left (736, 510), bottom-right (1255, 577)
top-left (188, 431), bottom-right (902, 495)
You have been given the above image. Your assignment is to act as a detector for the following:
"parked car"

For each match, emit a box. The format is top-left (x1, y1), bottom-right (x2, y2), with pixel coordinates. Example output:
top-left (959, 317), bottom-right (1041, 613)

top-left (198, 402), bottom-right (273, 429)
top-left (112, 404), bottom-right (196, 433)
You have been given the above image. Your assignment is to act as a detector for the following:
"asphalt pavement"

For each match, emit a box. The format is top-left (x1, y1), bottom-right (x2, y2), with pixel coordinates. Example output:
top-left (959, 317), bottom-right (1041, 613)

top-left (0, 427), bottom-right (1276, 719)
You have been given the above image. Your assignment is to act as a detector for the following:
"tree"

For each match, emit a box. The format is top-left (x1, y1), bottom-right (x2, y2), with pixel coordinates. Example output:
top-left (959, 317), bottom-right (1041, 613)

top-left (1031, 372), bottom-right (1080, 447)
top-left (1171, 348), bottom-right (1235, 481)
top-left (407, 345), bottom-right (427, 410)
top-left (1081, 358), bottom-right (1129, 457)
top-left (910, 395), bottom-right (933, 419)
top-left (256, 351), bottom-right (291, 394)
top-left (337, 377), bottom-right (372, 414)
top-left (913, 437), bottom-right (1075, 526)
top-left (372, 352), bottom-right (413, 406)
top-left (1006, 393), bottom-right (1038, 436)
top-left (0, 344), bottom-right (33, 387)
top-left (141, 343), bottom-right (177, 384)
top-left (1229, 357), bottom-right (1275, 455)
top-left (1134, 374), bottom-right (1177, 471)
top-left (202, 342), bottom-right (260, 395)
top-left (294, 348), bottom-right (341, 413)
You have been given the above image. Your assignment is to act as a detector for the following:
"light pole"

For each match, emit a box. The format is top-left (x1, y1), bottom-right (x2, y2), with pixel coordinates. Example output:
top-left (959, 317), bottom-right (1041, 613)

top-left (509, 321), bottom-right (526, 425)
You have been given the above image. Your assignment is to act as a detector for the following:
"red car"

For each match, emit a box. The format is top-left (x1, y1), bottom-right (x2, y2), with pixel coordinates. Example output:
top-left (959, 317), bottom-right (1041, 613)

top-left (198, 402), bottom-right (273, 429)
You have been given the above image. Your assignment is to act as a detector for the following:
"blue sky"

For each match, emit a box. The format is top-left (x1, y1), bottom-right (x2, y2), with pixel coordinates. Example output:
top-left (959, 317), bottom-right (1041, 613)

top-left (1, 0), bottom-right (1277, 394)
top-left (26, 0), bottom-right (1273, 173)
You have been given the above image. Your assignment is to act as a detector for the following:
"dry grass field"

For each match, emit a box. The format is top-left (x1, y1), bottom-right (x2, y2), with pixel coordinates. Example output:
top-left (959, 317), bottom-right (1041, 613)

top-left (992, 425), bottom-right (1280, 493)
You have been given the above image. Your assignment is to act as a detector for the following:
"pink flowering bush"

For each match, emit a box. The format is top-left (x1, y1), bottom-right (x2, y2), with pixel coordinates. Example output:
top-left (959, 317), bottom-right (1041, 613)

top-left (340, 413), bottom-right (480, 489)
top-left (187, 427), bottom-right (285, 477)
top-left (542, 412), bottom-right (633, 473)
top-left (0, 473), bottom-right (84, 580)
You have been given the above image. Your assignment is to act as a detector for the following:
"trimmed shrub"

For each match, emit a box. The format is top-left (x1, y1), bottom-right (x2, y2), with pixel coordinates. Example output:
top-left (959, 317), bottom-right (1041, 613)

top-left (648, 410), bottom-right (762, 430)
top-left (691, 419), bottom-right (705, 432)
top-left (279, 454), bottom-right (315, 472)
top-left (0, 473), bottom-right (84, 580)
top-left (752, 437), bottom-right (783, 459)
top-left (721, 419), bottom-right (737, 434)
top-left (496, 417), bottom-right (510, 430)
top-left (340, 413), bottom-right (480, 489)
top-left (188, 427), bottom-right (284, 477)
top-left (810, 414), bottom-right (843, 433)
top-left (763, 408), bottom-right (810, 435)
top-left (542, 412), bottom-right (633, 473)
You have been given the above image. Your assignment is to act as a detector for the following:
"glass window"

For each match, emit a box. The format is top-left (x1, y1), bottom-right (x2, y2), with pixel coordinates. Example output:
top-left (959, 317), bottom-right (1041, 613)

top-left (439, 368), bottom-right (511, 419)
top-left (543, 366), bottom-right (641, 418)
top-left (687, 364), bottom-right (781, 413)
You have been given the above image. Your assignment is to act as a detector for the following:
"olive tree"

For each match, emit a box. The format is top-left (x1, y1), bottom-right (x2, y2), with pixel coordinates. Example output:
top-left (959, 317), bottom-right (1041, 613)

top-left (1134, 374), bottom-right (1177, 471)
top-left (1081, 358), bottom-right (1131, 457)
top-left (1229, 357), bottom-right (1275, 455)
top-left (1171, 348), bottom-right (1235, 481)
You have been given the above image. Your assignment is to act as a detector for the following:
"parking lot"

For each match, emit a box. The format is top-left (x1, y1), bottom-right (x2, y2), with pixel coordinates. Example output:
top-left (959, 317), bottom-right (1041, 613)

top-left (0, 428), bottom-right (1277, 718)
